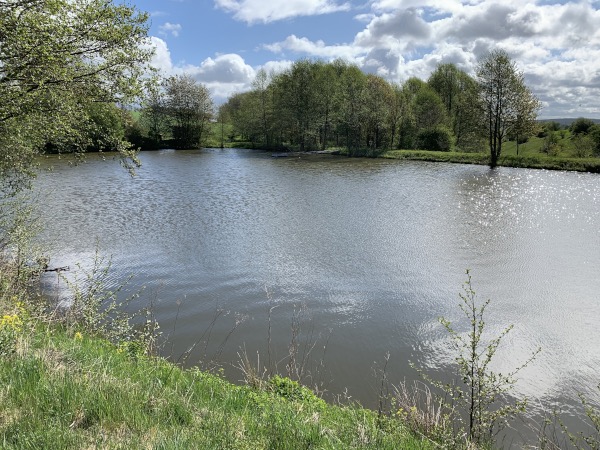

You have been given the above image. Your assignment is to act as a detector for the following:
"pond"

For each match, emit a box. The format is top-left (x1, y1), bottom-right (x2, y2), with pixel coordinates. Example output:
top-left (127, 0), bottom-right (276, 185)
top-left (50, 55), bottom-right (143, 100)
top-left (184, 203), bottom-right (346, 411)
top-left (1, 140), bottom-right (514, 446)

top-left (34, 148), bottom-right (600, 444)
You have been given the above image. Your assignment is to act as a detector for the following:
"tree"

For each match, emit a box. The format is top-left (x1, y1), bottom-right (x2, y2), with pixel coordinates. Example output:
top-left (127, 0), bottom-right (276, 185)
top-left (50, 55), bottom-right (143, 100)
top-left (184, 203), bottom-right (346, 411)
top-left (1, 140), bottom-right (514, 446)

top-left (416, 126), bottom-right (453, 152)
top-left (429, 64), bottom-right (483, 152)
top-left (273, 60), bottom-right (321, 151)
top-left (0, 0), bottom-right (153, 190)
top-left (252, 69), bottom-right (274, 148)
top-left (337, 64), bottom-right (367, 154)
top-left (163, 75), bottom-right (213, 149)
top-left (414, 272), bottom-right (540, 447)
top-left (387, 83), bottom-right (406, 150)
top-left (476, 50), bottom-right (540, 167)
top-left (589, 125), bottom-right (600, 156)
top-left (361, 74), bottom-right (394, 153)
top-left (314, 61), bottom-right (340, 150)
top-left (225, 91), bottom-right (261, 145)
top-left (141, 84), bottom-right (169, 148)
top-left (413, 87), bottom-right (447, 132)
top-left (216, 103), bottom-right (230, 149)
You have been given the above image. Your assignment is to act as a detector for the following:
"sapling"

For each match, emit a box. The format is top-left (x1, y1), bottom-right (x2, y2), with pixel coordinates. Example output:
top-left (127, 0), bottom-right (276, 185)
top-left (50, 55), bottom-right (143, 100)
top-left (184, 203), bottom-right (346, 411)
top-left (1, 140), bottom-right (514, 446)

top-left (414, 271), bottom-right (540, 447)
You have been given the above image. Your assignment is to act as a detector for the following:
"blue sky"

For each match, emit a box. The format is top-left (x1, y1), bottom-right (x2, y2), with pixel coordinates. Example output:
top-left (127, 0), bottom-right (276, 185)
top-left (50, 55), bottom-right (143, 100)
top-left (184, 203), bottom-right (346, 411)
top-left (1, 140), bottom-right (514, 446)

top-left (136, 0), bottom-right (600, 118)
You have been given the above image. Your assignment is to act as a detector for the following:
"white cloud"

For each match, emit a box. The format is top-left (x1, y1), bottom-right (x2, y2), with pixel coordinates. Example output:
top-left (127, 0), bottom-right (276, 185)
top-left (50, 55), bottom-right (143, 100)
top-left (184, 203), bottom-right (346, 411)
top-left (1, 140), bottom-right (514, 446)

top-left (188, 54), bottom-right (256, 99)
top-left (259, 60), bottom-right (294, 76)
top-left (214, 0), bottom-right (351, 24)
top-left (159, 22), bottom-right (182, 37)
top-left (147, 38), bottom-right (262, 102)
top-left (264, 35), bottom-right (359, 60)
top-left (147, 2), bottom-right (600, 116)
top-left (147, 37), bottom-right (174, 74)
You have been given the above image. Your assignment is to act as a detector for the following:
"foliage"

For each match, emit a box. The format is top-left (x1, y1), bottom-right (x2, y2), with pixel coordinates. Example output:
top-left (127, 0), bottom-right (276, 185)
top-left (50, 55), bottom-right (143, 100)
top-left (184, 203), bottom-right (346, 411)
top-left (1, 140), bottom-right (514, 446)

top-left (57, 249), bottom-right (160, 354)
top-left (222, 58), bottom-right (495, 156)
top-left (572, 134), bottom-right (596, 158)
top-left (225, 59), bottom-right (411, 153)
top-left (268, 375), bottom-right (326, 408)
top-left (545, 121), bottom-right (562, 133)
top-left (563, 388), bottom-right (600, 449)
top-left (413, 87), bottom-right (448, 132)
top-left (428, 64), bottom-right (483, 152)
top-left (541, 132), bottom-right (561, 156)
top-left (416, 126), bottom-right (453, 152)
top-left (570, 118), bottom-right (596, 135)
top-left (0, 0), bottom-right (153, 190)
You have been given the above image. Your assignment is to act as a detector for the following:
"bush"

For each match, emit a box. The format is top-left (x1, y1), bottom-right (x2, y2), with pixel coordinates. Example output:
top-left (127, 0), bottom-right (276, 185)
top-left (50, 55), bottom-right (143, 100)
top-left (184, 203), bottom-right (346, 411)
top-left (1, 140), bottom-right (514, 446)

top-left (416, 126), bottom-right (453, 152)
top-left (572, 134), bottom-right (595, 158)
top-left (541, 133), bottom-right (560, 156)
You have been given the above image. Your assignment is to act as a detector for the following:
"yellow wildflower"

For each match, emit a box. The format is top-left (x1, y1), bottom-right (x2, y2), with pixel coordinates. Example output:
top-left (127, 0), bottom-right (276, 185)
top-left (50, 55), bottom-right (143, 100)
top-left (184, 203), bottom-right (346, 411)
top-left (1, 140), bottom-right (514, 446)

top-left (0, 314), bottom-right (23, 332)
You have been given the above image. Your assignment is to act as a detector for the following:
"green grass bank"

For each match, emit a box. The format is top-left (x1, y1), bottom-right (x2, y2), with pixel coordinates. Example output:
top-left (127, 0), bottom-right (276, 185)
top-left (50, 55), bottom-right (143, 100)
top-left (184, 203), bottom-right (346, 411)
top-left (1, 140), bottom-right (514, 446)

top-left (0, 315), bottom-right (432, 449)
top-left (379, 149), bottom-right (600, 172)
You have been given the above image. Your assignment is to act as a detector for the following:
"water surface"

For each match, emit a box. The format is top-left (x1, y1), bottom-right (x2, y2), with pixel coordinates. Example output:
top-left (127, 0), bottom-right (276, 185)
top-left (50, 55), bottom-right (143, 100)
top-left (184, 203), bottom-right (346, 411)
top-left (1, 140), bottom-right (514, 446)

top-left (35, 149), bottom-right (600, 444)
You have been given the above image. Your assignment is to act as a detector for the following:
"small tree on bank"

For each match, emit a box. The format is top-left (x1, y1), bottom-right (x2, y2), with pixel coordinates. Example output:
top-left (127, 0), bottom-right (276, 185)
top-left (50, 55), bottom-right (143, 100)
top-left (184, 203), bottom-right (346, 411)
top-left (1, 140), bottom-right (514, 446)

top-left (412, 272), bottom-right (540, 447)
top-left (477, 50), bottom-right (540, 167)
top-left (163, 75), bottom-right (213, 149)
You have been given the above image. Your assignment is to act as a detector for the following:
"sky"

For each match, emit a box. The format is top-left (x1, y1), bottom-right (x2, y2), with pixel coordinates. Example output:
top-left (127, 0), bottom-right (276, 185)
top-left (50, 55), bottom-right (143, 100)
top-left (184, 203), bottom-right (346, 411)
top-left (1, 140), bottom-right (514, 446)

top-left (137, 0), bottom-right (600, 118)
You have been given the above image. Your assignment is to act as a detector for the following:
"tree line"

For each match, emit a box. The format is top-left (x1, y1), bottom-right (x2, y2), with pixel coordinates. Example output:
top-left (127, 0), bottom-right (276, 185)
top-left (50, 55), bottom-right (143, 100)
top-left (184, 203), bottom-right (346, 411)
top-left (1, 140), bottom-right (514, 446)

top-left (137, 50), bottom-right (543, 168)
top-left (214, 51), bottom-right (541, 167)
top-left (222, 59), bottom-right (478, 155)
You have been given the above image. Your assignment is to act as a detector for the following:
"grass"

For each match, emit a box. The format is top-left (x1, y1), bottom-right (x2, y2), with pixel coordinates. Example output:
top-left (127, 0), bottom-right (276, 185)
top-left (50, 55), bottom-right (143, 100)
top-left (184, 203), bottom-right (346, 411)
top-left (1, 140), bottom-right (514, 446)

top-left (380, 147), bottom-right (600, 173)
top-left (0, 312), bottom-right (433, 449)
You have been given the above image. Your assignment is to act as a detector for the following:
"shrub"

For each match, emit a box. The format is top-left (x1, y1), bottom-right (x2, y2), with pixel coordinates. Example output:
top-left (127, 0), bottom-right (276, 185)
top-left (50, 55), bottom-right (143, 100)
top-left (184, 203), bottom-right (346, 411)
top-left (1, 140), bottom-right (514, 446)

top-left (572, 134), bottom-right (595, 158)
top-left (541, 133), bottom-right (560, 156)
top-left (416, 126), bottom-right (453, 152)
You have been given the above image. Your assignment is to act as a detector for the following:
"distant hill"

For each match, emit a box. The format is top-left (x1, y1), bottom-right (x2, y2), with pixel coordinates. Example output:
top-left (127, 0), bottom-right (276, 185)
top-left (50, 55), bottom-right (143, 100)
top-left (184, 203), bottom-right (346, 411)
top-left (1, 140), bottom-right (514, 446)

top-left (538, 118), bottom-right (600, 127)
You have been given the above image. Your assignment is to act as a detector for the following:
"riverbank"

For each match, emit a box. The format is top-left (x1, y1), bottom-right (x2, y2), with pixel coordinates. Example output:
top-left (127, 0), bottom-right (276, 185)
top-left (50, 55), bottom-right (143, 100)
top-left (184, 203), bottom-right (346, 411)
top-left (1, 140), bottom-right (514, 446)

top-left (306, 145), bottom-right (600, 172)
top-left (0, 309), bottom-right (432, 449)
top-left (378, 150), bottom-right (600, 173)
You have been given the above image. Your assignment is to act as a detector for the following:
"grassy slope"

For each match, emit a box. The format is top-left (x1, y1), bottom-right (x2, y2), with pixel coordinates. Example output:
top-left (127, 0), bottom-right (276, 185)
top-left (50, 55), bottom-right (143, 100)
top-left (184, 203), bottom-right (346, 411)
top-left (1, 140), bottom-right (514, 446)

top-left (0, 320), bottom-right (432, 449)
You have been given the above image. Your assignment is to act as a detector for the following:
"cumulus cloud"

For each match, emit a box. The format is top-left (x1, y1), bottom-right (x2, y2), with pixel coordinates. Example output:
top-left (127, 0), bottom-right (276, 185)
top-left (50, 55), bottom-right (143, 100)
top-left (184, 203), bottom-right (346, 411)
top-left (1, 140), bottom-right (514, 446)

top-left (261, 0), bottom-right (600, 117)
top-left (188, 54), bottom-right (256, 99)
top-left (355, 8), bottom-right (432, 48)
top-left (147, 37), bottom-right (174, 74)
top-left (159, 22), bottom-right (182, 37)
top-left (264, 35), bottom-right (359, 60)
top-left (147, 38), bottom-right (259, 102)
top-left (214, 0), bottom-right (350, 24)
